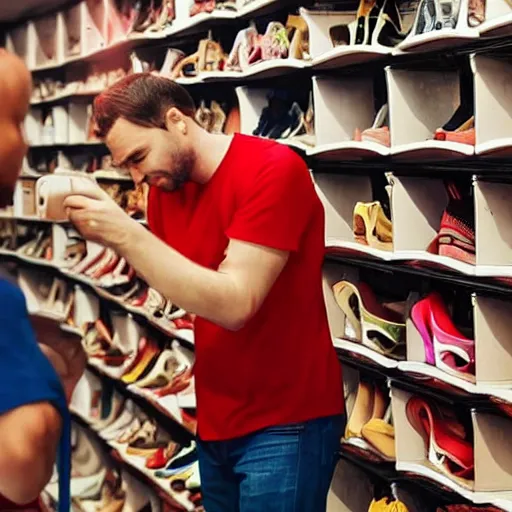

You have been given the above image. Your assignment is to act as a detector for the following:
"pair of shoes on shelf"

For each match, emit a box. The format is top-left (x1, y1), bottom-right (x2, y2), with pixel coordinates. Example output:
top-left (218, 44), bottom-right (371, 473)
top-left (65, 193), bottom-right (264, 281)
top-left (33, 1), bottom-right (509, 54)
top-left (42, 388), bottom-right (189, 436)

top-left (353, 104), bottom-right (391, 147)
top-left (411, 292), bottom-right (475, 381)
top-left (434, 104), bottom-right (475, 145)
top-left (330, 0), bottom-right (407, 48)
top-left (333, 280), bottom-right (406, 359)
top-left (345, 380), bottom-right (396, 460)
top-left (172, 37), bottom-right (227, 78)
top-left (225, 15), bottom-right (309, 72)
top-left (406, 395), bottom-right (474, 480)
top-left (353, 200), bottom-right (393, 251)
top-left (16, 225), bottom-right (53, 260)
top-left (129, 0), bottom-right (175, 34)
top-left (83, 319), bottom-right (132, 367)
top-left (253, 90), bottom-right (315, 144)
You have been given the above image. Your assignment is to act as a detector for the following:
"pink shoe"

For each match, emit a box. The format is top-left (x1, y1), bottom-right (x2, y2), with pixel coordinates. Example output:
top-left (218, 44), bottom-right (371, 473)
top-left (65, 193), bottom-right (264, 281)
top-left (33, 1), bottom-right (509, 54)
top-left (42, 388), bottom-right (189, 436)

top-left (410, 292), bottom-right (475, 380)
top-left (361, 126), bottom-right (390, 147)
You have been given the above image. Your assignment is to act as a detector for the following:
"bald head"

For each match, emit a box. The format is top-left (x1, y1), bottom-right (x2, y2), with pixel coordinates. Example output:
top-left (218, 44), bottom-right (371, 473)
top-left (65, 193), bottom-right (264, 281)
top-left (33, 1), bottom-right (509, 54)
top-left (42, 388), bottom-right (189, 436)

top-left (0, 50), bottom-right (31, 208)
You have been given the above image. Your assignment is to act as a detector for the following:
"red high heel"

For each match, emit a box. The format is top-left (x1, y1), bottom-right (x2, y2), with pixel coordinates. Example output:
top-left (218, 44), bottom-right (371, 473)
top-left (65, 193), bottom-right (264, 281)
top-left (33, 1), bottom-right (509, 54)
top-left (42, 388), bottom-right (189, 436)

top-left (406, 396), bottom-right (474, 480)
top-left (411, 293), bottom-right (475, 380)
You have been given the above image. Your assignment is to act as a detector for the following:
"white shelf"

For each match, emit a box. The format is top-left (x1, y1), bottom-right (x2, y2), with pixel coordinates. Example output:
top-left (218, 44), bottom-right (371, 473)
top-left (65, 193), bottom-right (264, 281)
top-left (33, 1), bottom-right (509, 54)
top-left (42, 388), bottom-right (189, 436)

top-left (310, 141), bottom-right (390, 160)
top-left (312, 45), bottom-right (391, 71)
top-left (333, 337), bottom-right (401, 369)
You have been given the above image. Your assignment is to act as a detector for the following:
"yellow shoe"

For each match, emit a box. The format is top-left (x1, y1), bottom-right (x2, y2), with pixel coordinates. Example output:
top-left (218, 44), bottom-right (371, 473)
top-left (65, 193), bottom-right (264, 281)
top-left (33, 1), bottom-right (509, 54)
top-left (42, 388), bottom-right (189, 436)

top-left (353, 201), bottom-right (393, 251)
top-left (361, 419), bottom-right (396, 461)
top-left (345, 381), bottom-right (374, 439)
top-left (332, 281), bottom-right (405, 358)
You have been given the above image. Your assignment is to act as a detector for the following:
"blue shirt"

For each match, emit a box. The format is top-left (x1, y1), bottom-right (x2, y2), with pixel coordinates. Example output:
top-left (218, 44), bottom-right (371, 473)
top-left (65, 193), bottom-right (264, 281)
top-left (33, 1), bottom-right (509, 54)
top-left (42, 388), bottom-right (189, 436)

top-left (0, 278), bottom-right (70, 511)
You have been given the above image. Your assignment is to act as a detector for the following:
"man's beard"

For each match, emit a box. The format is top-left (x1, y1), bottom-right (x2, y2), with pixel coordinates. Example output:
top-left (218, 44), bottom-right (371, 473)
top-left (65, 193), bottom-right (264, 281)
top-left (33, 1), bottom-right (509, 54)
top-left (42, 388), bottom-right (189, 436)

top-left (165, 148), bottom-right (196, 191)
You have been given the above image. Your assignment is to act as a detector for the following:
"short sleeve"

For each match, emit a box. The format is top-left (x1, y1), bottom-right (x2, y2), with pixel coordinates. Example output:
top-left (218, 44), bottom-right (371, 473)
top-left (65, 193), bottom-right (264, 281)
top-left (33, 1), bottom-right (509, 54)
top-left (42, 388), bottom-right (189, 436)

top-left (0, 280), bottom-right (66, 415)
top-left (226, 149), bottom-right (316, 252)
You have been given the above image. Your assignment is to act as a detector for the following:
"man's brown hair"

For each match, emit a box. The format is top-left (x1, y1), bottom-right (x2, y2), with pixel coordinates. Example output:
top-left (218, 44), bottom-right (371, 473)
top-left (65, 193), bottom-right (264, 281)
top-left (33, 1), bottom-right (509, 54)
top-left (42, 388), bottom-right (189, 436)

top-left (93, 73), bottom-right (196, 138)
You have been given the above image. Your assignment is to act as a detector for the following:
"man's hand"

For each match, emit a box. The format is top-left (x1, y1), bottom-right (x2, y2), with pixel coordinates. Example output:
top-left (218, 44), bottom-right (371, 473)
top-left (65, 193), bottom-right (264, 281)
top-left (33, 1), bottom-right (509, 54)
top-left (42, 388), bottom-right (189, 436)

top-left (63, 178), bottom-right (139, 252)
top-left (31, 317), bottom-right (87, 403)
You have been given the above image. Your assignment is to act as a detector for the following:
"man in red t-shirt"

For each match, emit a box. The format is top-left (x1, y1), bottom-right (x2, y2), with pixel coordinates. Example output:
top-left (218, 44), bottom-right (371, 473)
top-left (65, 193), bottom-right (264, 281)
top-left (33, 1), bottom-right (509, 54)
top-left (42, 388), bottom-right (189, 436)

top-left (65, 74), bottom-right (344, 511)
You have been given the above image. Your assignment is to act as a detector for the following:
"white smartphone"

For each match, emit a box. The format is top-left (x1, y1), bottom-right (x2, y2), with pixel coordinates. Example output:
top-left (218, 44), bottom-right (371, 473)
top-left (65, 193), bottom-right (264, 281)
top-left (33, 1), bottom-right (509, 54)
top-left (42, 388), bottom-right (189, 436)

top-left (36, 172), bottom-right (95, 221)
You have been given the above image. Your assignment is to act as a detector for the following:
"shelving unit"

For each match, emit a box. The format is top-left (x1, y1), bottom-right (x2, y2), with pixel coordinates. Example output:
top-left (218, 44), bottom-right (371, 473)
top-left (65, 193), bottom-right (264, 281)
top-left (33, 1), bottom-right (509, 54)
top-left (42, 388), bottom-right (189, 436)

top-left (6, 0), bottom-right (512, 511)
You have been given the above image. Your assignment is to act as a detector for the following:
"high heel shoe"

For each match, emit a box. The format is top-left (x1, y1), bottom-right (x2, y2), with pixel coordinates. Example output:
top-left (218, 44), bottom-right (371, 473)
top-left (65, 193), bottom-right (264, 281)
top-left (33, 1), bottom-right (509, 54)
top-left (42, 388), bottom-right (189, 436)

top-left (121, 340), bottom-right (160, 384)
top-left (434, 116), bottom-right (475, 145)
top-left (411, 292), bottom-right (475, 380)
top-left (354, 104), bottom-right (390, 147)
top-left (353, 201), bottom-right (393, 251)
top-left (345, 380), bottom-right (375, 439)
top-left (427, 182), bottom-right (475, 265)
top-left (333, 280), bottom-right (406, 359)
top-left (286, 15), bottom-right (309, 60)
top-left (406, 396), bottom-right (474, 480)
top-left (132, 349), bottom-right (182, 389)
top-left (360, 384), bottom-right (395, 460)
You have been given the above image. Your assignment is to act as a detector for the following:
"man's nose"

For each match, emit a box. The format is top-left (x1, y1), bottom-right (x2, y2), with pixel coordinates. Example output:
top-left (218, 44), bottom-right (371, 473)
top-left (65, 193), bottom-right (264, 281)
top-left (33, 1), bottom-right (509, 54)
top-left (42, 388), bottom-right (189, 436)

top-left (130, 168), bottom-right (145, 186)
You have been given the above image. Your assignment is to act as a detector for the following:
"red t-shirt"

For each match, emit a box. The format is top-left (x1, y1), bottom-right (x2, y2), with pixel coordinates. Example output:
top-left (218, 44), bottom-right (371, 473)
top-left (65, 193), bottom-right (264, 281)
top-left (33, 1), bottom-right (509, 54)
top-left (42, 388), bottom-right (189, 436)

top-left (147, 134), bottom-right (343, 441)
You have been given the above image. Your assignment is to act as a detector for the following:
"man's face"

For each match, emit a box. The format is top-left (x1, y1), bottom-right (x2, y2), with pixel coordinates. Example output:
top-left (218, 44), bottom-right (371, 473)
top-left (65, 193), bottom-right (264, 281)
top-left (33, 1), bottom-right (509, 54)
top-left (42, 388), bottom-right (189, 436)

top-left (106, 116), bottom-right (195, 192)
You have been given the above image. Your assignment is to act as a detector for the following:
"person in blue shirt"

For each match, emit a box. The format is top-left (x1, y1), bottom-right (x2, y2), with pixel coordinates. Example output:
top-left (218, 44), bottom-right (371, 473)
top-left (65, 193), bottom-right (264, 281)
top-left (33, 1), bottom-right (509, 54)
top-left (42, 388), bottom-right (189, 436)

top-left (0, 49), bottom-right (86, 511)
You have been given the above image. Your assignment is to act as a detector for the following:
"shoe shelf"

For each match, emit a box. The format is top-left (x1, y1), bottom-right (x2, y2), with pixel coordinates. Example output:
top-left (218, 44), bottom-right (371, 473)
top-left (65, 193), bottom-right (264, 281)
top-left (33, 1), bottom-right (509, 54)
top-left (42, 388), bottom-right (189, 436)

top-left (318, 172), bottom-right (512, 280)
top-left (386, 67), bottom-right (475, 161)
top-left (65, 412), bottom-right (198, 511)
top-left (302, 8), bottom-right (393, 72)
top-left (18, 0), bottom-right (303, 74)
top-left (394, 0), bottom-right (479, 54)
top-left (0, 243), bottom-right (194, 346)
top-left (392, 385), bottom-right (512, 507)
top-left (87, 359), bottom-right (197, 437)
top-left (325, 256), bottom-right (512, 408)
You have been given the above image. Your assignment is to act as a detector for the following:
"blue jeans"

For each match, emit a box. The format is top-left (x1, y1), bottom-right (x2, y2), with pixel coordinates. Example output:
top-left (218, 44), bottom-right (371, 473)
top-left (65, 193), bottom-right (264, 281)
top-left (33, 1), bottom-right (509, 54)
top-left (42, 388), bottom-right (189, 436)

top-left (197, 414), bottom-right (345, 512)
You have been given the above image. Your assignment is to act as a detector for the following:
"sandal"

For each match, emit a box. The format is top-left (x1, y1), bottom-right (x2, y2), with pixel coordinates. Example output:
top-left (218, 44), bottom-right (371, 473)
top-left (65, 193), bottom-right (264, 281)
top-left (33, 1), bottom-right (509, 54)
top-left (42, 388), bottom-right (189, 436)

top-left (171, 38), bottom-right (226, 78)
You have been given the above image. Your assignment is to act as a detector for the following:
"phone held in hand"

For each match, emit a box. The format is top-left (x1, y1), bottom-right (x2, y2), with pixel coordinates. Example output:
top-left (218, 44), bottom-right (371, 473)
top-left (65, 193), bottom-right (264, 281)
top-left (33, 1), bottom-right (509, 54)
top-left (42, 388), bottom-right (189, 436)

top-left (36, 170), bottom-right (96, 221)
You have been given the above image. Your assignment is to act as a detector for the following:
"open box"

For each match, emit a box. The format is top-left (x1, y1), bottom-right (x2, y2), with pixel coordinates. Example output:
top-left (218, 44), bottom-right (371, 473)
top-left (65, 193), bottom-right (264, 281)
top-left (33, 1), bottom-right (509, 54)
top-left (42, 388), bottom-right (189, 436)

top-left (472, 55), bottom-right (512, 158)
top-left (300, 8), bottom-right (394, 71)
top-left (315, 172), bottom-right (394, 259)
top-left (235, 85), bottom-right (313, 153)
top-left (322, 260), bottom-right (403, 369)
top-left (386, 67), bottom-right (475, 160)
top-left (390, 175), bottom-right (476, 274)
top-left (395, 0), bottom-right (478, 53)
top-left (392, 385), bottom-right (512, 501)
top-left (309, 76), bottom-right (390, 160)
top-left (32, 12), bottom-right (64, 69)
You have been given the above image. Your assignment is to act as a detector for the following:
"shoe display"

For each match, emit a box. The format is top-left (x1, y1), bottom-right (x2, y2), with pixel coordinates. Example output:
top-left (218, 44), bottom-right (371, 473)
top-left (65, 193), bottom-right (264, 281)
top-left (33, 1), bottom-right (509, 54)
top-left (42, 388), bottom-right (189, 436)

top-left (329, 0), bottom-right (406, 48)
top-left (344, 380), bottom-right (395, 460)
top-left (427, 182), bottom-right (475, 265)
top-left (411, 292), bottom-right (475, 381)
top-left (353, 201), bottom-right (393, 251)
top-left (406, 396), bottom-right (474, 480)
top-left (13, 0), bottom-right (512, 507)
top-left (333, 280), bottom-right (406, 359)
top-left (354, 104), bottom-right (390, 147)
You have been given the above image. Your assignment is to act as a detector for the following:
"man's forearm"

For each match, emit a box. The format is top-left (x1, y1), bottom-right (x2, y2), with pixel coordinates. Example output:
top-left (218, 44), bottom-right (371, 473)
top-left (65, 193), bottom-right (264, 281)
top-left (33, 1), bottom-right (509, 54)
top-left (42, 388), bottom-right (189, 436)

top-left (117, 222), bottom-right (247, 330)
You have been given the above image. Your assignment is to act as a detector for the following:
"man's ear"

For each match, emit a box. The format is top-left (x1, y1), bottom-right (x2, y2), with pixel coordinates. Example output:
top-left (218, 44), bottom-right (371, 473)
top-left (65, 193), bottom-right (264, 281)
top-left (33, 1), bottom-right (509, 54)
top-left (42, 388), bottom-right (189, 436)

top-left (164, 107), bottom-right (187, 134)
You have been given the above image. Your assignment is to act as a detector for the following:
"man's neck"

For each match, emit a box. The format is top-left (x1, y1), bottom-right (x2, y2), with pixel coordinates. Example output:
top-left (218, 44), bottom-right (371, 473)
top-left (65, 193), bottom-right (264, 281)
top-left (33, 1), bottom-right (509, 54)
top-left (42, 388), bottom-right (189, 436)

top-left (189, 129), bottom-right (235, 184)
